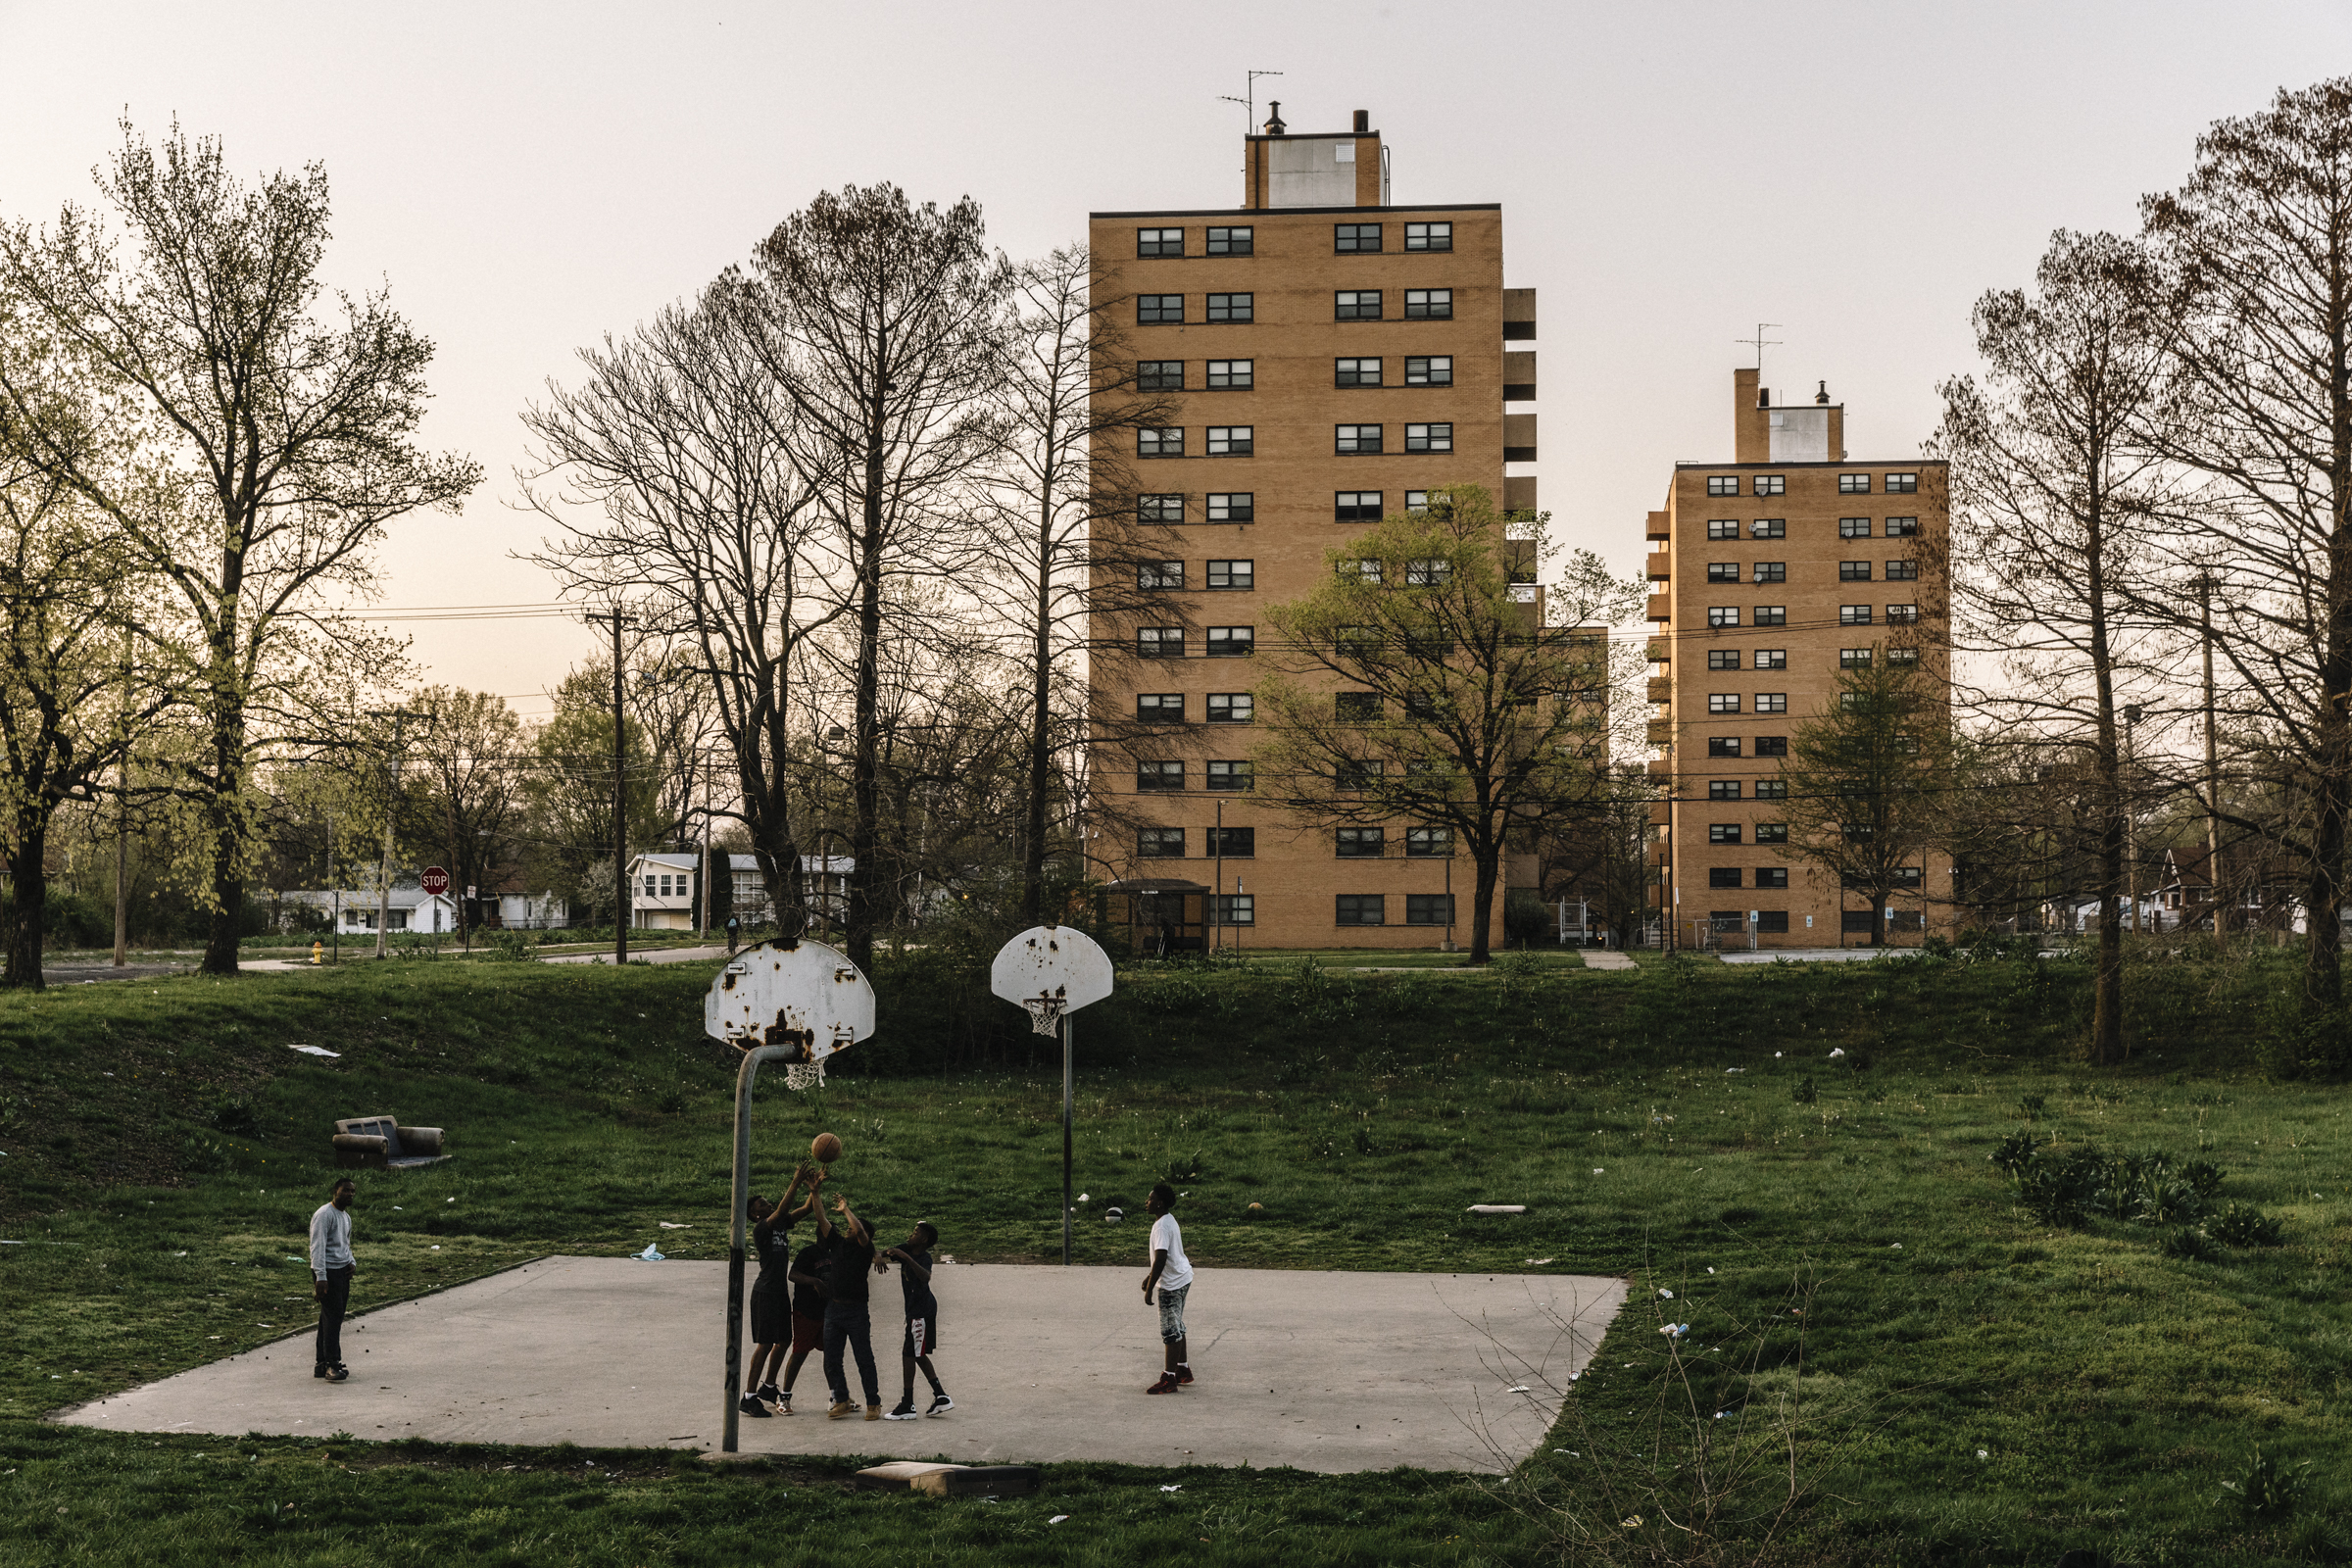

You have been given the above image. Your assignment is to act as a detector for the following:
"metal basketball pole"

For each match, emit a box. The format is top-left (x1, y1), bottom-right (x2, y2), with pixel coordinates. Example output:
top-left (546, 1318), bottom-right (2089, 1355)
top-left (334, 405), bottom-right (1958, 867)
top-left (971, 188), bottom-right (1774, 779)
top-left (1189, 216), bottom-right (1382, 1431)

top-left (723, 1042), bottom-right (793, 1453)
top-left (1062, 1011), bottom-right (1074, 1266)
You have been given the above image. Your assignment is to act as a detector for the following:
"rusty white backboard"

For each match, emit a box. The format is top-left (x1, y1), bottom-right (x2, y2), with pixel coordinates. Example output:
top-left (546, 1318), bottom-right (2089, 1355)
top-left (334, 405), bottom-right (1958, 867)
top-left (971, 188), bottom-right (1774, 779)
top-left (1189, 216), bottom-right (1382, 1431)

top-left (704, 939), bottom-right (875, 1061)
top-left (989, 925), bottom-right (1113, 1012)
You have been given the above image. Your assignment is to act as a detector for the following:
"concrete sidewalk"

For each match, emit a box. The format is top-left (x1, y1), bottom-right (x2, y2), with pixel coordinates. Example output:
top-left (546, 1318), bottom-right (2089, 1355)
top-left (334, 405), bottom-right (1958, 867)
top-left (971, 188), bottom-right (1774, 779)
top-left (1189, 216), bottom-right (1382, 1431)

top-left (59, 1256), bottom-right (1624, 1475)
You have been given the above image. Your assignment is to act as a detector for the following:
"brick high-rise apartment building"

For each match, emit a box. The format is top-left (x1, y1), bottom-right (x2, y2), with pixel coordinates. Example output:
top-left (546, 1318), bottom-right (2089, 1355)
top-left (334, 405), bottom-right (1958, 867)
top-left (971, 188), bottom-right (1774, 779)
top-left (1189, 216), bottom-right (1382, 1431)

top-left (1646, 370), bottom-right (1950, 949)
top-left (1088, 107), bottom-right (1536, 952)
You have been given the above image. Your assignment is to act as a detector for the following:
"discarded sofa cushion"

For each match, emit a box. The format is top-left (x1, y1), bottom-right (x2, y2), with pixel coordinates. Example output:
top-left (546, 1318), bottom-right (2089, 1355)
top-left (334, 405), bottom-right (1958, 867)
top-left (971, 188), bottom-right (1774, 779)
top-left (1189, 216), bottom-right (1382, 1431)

top-left (332, 1115), bottom-right (448, 1170)
top-left (332, 1134), bottom-right (390, 1170)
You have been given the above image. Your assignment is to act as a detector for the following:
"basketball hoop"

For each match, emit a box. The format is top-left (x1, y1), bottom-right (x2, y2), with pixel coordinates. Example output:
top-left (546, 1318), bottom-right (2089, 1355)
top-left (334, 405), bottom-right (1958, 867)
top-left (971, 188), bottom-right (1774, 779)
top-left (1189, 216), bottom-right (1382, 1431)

top-left (1021, 994), bottom-right (1068, 1037)
top-left (784, 1060), bottom-right (826, 1091)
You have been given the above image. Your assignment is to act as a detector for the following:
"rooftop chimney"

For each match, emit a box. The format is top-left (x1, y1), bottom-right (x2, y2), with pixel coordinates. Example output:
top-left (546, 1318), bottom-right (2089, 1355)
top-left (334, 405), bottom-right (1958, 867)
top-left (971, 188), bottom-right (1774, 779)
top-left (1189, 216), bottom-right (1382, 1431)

top-left (1758, 386), bottom-right (1770, 409)
top-left (1352, 109), bottom-right (1369, 133)
top-left (1816, 380), bottom-right (1830, 405)
top-left (1262, 101), bottom-right (1286, 135)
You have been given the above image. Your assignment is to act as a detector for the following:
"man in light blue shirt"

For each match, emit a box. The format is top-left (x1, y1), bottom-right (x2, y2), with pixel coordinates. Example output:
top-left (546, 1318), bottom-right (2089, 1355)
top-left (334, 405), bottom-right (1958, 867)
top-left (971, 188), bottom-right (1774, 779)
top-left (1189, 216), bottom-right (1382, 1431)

top-left (309, 1178), bottom-right (357, 1382)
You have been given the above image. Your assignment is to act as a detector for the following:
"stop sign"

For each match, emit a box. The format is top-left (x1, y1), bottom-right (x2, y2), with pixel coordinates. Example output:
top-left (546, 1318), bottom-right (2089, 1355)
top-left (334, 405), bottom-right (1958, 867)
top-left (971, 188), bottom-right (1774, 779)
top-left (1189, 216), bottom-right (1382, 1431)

top-left (419, 866), bottom-right (451, 896)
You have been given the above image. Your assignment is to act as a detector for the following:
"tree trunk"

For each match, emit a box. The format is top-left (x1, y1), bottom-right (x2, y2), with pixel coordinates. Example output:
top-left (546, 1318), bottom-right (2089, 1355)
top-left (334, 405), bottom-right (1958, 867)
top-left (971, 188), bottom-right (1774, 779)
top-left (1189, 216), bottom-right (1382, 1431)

top-left (1020, 493), bottom-right (1053, 924)
top-left (1467, 845), bottom-right (1499, 965)
top-left (3, 809), bottom-right (47, 990)
top-left (201, 690), bottom-right (246, 977)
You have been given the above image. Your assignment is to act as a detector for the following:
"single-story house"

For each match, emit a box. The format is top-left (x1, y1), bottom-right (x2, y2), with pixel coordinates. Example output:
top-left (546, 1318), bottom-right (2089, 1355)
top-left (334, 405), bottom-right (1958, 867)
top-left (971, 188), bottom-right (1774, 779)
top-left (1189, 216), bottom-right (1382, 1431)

top-left (283, 888), bottom-right (461, 935)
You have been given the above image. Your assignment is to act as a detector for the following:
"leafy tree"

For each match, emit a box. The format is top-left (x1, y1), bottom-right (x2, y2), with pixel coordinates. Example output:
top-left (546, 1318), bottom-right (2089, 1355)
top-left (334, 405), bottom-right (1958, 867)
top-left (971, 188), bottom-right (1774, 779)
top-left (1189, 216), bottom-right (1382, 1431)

top-left (1253, 486), bottom-right (1642, 963)
top-left (0, 122), bottom-right (478, 973)
top-left (1776, 655), bottom-right (1950, 949)
top-left (518, 666), bottom-right (662, 919)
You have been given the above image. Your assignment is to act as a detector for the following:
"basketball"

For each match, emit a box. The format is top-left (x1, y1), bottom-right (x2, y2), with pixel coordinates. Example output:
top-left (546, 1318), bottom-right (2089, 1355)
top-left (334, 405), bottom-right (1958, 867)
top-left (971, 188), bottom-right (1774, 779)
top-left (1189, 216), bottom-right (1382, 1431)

top-left (811, 1131), bottom-right (843, 1164)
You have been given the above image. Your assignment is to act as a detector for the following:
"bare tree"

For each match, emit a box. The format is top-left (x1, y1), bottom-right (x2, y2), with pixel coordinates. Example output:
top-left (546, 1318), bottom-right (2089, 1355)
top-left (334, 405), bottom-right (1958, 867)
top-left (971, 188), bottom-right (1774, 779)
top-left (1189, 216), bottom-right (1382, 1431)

top-left (1934, 228), bottom-right (2176, 1063)
top-left (409, 686), bottom-right (526, 942)
top-left (745, 183), bottom-right (1010, 969)
top-left (2137, 77), bottom-right (2352, 1015)
top-left (0, 122), bottom-right (479, 973)
top-left (521, 281), bottom-right (845, 932)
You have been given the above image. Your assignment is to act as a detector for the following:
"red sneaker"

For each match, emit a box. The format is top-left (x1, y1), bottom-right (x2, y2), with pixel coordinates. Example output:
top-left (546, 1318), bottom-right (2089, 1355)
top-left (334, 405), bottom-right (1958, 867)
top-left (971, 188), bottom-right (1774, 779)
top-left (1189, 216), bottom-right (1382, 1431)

top-left (1174, 1366), bottom-right (1195, 1385)
top-left (1147, 1373), bottom-right (1181, 1395)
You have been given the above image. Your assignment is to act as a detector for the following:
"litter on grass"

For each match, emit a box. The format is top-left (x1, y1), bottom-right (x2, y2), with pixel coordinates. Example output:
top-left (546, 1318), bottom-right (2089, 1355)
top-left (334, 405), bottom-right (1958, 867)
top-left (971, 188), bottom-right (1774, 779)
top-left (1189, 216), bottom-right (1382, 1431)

top-left (1524, 1256), bottom-right (1555, 1265)
top-left (1160, 1485), bottom-right (1181, 1493)
top-left (288, 1045), bottom-right (340, 1058)
top-left (634, 1244), bottom-right (665, 1261)
top-left (1829, 1048), bottom-right (1846, 1058)
top-left (658, 1222), bottom-right (691, 1230)
top-left (1467, 1204), bottom-right (1526, 1214)
top-left (1050, 1515), bottom-right (1070, 1525)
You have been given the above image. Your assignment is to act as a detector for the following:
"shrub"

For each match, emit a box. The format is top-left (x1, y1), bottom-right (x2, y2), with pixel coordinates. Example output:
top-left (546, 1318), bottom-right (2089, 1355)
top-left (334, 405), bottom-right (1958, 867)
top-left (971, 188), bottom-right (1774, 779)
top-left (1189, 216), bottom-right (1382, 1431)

top-left (1503, 891), bottom-right (1552, 946)
top-left (2158, 1226), bottom-right (2217, 1261)
top-left (1988, 1130), bottom-right (2035, 1175)
top-left (2208, 1202), bottom-right (2284, 1248)
top-left (2221, 1445), bottom-right (2311, 1520)
top-left (1488, 949), bottom-right (1544, 978)
top-left (1791, 1076), bottom-right (1817, 1105)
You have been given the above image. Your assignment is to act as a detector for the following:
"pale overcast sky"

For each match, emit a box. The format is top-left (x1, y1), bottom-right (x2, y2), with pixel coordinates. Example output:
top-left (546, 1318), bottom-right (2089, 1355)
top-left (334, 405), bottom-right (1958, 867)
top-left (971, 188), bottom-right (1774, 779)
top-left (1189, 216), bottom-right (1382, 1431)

top-left (3, 1), bottom-right (2345, 714)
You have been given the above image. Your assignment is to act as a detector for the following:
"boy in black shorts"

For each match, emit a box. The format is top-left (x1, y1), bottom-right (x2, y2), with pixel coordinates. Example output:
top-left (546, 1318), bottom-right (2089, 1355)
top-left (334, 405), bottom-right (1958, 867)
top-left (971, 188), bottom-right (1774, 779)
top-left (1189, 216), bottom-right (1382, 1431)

top-left (881, 1221), bottom-right (952, 1418)
top-left (741, 1164), bottom-right (815, 1416)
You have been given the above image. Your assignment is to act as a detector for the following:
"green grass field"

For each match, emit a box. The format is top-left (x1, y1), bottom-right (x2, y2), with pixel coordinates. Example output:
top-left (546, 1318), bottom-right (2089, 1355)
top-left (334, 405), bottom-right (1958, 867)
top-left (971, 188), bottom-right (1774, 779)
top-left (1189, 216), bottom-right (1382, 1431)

top-left (1, 947), bottom-right (2346, 1565)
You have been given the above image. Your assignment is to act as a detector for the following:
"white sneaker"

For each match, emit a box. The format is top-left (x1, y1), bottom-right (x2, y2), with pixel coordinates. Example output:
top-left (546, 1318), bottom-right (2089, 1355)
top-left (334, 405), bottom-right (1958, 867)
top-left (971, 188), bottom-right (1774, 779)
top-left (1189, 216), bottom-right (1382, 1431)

top-left (883, 1400), bottom-right (920, 1420)
top-left (926, 1393), bottom-right (955, 1415)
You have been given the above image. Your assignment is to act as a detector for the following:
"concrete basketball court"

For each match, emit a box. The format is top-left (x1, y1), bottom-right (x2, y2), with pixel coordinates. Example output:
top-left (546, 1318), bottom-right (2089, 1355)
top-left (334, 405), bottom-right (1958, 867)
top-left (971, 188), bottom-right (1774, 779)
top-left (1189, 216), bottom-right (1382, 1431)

top-left (62, 1257), bottom-right (1625, 1474)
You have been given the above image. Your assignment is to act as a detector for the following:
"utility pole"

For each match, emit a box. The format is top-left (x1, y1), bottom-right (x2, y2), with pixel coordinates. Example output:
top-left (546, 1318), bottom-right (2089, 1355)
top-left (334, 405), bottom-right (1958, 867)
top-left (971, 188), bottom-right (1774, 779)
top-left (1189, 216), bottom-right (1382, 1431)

top-left (113, 625), bottom-right (130, 967)
top-left (368, 710), bottom-right (425, 957)
top-left (1213, 799), bottom-right (1223, 954)
top-left (327, 812), bottom-right (339, 964)
top-left (2200, 576), bottom-right (2225, 944)
top-left (586, 610), bottom-right (631, 963)
top-left (2123, 704), bottom-right (2144, 937)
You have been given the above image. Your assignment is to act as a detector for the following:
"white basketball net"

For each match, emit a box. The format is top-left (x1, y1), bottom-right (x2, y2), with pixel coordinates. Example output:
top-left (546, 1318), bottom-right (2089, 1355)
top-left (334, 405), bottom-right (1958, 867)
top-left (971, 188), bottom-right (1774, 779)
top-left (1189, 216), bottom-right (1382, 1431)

top-left (783, 1059), bottom-right (826, 1092)
top-left (1023, 995), bottom-right (1067, 1037)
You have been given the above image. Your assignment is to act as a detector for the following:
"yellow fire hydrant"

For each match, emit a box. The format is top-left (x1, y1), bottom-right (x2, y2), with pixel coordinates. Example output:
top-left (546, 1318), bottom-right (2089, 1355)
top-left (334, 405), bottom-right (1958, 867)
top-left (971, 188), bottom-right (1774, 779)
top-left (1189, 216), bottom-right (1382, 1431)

top-left (311, 940), bottom-right (323, 966)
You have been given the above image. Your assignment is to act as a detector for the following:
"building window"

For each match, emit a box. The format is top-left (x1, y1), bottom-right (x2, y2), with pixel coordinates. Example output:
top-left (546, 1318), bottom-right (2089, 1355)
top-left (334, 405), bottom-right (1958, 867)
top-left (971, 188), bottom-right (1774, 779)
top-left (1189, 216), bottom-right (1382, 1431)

top-left (1708, 780), bottom-right (1742, 800)
top-left (1205, 225), bottom-right (1252, 256)
top-left (1838, 473), bottom-right (1872, 494)
top-left (1206, 359), bottom-right (1253, 389)
top-left (1840, 605), bottom-right (1875, 626)
top-left (1335, 357), bottom-right (1382, 387)
top-left (1138, 561), bottom-right (1183, 590)
top-left (1335, 893), bottom-right (1385, 925)
top-left (1886, 559), bottom-right (1919, 581)
top-left (1749, 518), bottom-right (1786, 538)
top-left (1335, 490), bottom-right (1384, 522)
top-left (1139, 426), bottom-right (1184, 458)
top-left (1136, 760), bottom-right (1184, 792)
top-left (1405, 894), bottom-right (1454, 925)
top-left (1404, 490), bottom-right (1433, 513)
top-left (1335, 222), bottom-right (1382, 253)
top-left (1210, 893), bottom-right (1254, 926)
top-left (1335, 760), bottom-right (1384, 791)
top-left (1337, 826), bottom-right (1385, 858)
top-left (1754, 475), bottom-right (1786, 496)
top-left (1839, 647), bottom-right (1874, 668)
top-left (1755, 823), bottom-right (1788, 844)
top-left (1139, 294), bottom-right (1184, 324)
top-left (1754, 779), bottom-right (1788, 800)
top-left (1886, 516), bottom-right (1920, 537)
top-left (1707, 475), bottom-right (1740, 497)
top-left (1138, 227), bottom-right (1184, 257)
top-left (1206, 625), bottom-right (1253, 657)
top-left (1138, 494), bottom-right (1183, 523)
top-left (1755, 692), bottom-right (1788, 713)
top-left (1888, 646), bottom-right (1922, 664)
top-left (1708, 607), bottom-right (1740, 628)
top-left (1756, 867), bottom-right (1790, 890)
top-left (1404, 355), bottom-right (1452, 385)
top-left (1206, 559), bottom-right (1253, 590)
top-left (1336, 423), bottom-right (1384, 455)
top-left (1755, 736), bottom-right (1788, 758)
top-left (1404, 221), bottom-right (1452, 252)
top-left (1206, 692), bottom-right (1253, 723)
top-left (1405, 558), bottom-right (1452, 586)
top-left (1210, 825), bottom-right (1253, 858)
top-left (1753, 606), bottom-right (1788, 626)
top-left (1335, 691), bottom-right (1382, 722)
top-left (1197, 491), bottom-right (1251, 525)
top-left (1755, 649), bottom-right (1788, 669)
top-left (1136, 693), bottom-right (1185, 722)
top-left (1206, 760), bottom-right (1253, 791)
top-left (1403, 288), bottom-right (1452, 319)
top-left (1138, 826), bottom-right (1184, 857)
top-left (1757, 909), bottom-right (1789, 933)
top-left (1886, 472), bottom-right (1919, 494)
top-left (1340, 557), bottom-right (1383, 583)
top-left (1205, 293), bottom-right (1253, 322)
top-left (1709, 823), bottom-right (1742, 845)
top-left (1137, 627), bottom-right (1183, 658)
top-left (1708, 737), bottom-right (1742, 757)
top-left (1406, 826), bottom-right (1453, 857)
top-left (1709, 867), bottom-right (1742, 889)
top-left (1707, 650), bottom-right (1741, 670)
top-left (1839, 560), bottom-right (1872, 582)
top-left (1708, 694), bottom-right (1741, 714)
top-left (1839, 516), bottom-right (1872, 539)
top-left (1405, 422), bottom-right (1453, 453)
top-left (1707, 518), bottom-right (1740, 541)
top-left (1138, 360), bottom-right (1183, 391)
top-left (1335, 290), bottom-right (1382, 320)
top-left (1335, 625), bottom-right (1382, 655)
top-left (1705, 562), bottom-right (1737, 584)
top-left (1206, 425), bottom-right (1253, 456)
top-left (1752, 562), bottom-right (1786, 583)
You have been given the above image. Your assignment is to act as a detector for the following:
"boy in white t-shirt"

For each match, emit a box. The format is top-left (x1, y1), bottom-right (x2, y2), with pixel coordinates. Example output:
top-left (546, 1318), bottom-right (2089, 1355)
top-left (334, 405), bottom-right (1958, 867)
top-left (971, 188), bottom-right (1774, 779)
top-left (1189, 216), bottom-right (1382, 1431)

top-left (1140, 1182), bottom-right (1194, 1394)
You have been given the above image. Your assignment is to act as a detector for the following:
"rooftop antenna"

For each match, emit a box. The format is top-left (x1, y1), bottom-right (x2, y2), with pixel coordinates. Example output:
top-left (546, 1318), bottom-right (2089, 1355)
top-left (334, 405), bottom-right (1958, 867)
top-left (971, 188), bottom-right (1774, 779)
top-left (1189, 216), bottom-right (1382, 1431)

top-left (1739, 322), bottom-right (1784, 376)
top-left (1218, 69), bottom-right (1285, 131)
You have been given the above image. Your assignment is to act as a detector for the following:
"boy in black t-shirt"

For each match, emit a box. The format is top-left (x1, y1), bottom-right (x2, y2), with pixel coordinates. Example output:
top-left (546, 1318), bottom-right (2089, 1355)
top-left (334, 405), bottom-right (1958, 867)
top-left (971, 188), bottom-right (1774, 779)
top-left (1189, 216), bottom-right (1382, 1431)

top-left (741, 1165), bottom-right (814, 1416)
top-left (776, 1229), bottom-right (830, 1414)
top-left (816, 1193), bottom-right (883, 1420)
top-left (881, 1221), bottom-right (952, 1419)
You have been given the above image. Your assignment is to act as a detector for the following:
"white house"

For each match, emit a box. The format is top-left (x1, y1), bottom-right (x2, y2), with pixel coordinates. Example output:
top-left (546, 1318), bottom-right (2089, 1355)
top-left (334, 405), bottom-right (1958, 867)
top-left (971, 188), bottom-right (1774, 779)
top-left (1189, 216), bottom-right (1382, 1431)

top-left (627, 852), bottom-right (702, 930)
top-left (283, 888), bottom-right (461, 935)
top-left (632, 852), bottom-right (854, 931)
